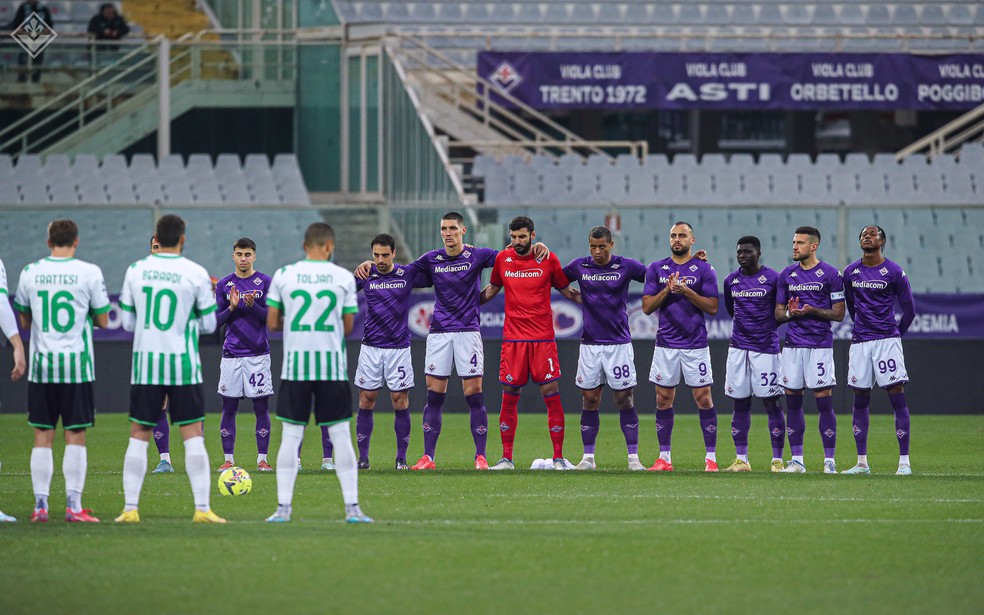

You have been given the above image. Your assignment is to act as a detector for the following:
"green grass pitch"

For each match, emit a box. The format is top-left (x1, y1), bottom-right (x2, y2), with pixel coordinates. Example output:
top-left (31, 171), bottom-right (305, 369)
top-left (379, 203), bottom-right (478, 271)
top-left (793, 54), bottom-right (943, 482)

top-left (0, 412), bottom-right (981, 614)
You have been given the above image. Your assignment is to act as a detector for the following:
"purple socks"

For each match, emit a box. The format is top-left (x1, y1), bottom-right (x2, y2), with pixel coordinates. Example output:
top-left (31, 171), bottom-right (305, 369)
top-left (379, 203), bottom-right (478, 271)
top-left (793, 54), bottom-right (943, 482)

top-left (656, 407), bottom-right (674, 453)
top-left (422, 390), bottom-right (446, 459)
top-left (889, 392), bottom-right (910, 455)
top-left (785, 394), bottom-right (805, 457)
top-left (220, 396), bottom-right (239, 455)
top-left (764, 398), bottom-right (785, 458)
top-left (580, 410), bottom-right (600, 455)
top-left (852, 394), bottom-right (870, 456)
top-left (153, 410), bottom-right (169, 455)
top-left (699, 407), bottom-right (717, 454)
top-left (321, 425), bottom-right (333, 459)
top-left (619, 407), bottom-right (639, 455)
top-left (817, 396), bottom-right (837, 458)
top-left (731, 398), bottom-right (752, 457)
top-left (357, 408), bottom-right (374, 460)
top-left (466, 393), bottom-right (488, 458)
top-left (254, 397), bottom-right (271, 455)
top-left (395, 409), bottom-right (411, 460)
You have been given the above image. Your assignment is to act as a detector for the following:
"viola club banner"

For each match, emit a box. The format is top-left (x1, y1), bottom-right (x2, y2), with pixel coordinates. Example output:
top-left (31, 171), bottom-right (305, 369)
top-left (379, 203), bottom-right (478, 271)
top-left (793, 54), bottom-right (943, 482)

top-left (478, 51), bottom-right (984, 111)
top-left (8, 293), bottom-right (983, 342)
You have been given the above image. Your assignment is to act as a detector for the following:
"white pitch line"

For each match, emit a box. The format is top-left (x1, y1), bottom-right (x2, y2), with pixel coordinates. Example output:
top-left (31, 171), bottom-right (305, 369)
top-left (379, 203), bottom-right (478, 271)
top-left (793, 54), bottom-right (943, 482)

top-left (371, 518), bottom-right (983, 526)
top-left (473, 492), bottom-right (983, 504)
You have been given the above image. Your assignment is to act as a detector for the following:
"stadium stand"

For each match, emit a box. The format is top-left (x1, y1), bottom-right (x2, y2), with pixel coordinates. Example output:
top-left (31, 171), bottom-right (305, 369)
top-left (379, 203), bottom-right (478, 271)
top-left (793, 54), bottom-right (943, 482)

top-left (0, 153), bottom-right (311, 206)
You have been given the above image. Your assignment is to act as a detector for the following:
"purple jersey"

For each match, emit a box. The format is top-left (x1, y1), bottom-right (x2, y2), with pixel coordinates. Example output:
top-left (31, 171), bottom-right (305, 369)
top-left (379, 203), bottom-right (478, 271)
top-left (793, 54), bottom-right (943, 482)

top-left (724, 266), bottom-right (780, 354)
top-left (843, 258), bottom-right (914, 343)
top-left (564, 255), bottom-right (647, 345)
top-left (413, 247), bottom-right (497, 333)
top-left (776, 261), bottom-right (845, 349)
top-left (215, 271), bottom-right (272, 357)
top-left (357, 264), bottom-right (430, 349)
top-left (643, 257), bottom-right (718, 349)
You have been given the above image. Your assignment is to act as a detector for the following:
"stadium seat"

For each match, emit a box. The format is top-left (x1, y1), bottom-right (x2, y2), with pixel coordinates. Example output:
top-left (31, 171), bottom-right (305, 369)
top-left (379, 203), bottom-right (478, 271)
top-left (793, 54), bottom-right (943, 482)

top-left (129, 153), bottom-right (157, 179)
top-left (42, 154), bottom-right (71, 175)
top-left (14, 154), bottom-right (42, 176)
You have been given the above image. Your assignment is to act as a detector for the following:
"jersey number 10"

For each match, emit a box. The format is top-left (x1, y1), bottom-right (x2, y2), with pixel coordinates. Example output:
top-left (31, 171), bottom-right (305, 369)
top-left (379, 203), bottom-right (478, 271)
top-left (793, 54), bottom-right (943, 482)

top-left (141, 287), bottom-right (178, 331)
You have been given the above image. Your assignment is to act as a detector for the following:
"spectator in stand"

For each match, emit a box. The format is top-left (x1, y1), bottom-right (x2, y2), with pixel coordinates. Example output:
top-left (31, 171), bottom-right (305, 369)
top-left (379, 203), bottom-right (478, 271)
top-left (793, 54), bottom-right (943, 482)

top-left (87, 3), bottom-right (130, 52)
top-left (8, 0), bottom-right (54, 83)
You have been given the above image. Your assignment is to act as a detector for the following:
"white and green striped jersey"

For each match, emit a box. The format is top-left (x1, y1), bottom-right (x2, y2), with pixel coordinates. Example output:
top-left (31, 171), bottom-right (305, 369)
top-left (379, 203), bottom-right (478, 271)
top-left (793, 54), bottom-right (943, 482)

top-left (13, 257), bottom-right (111, 384)
top-left (120, 253), bottom-right (217, 385)
top-left (268, 259), bottom-right (358, 381)
top-left (0, 258), bottom-right (21, 340)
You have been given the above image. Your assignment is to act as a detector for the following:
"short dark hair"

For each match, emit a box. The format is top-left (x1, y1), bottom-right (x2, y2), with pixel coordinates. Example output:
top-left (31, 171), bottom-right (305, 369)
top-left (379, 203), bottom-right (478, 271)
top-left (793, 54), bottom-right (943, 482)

top-left (441, 211), bottom-right (465, 225)
top-left (794, 226), bottom-right (821, 243)
top-left (509, 216), bottom-right (534, 233)
top-left (149, 235), bottom-right (157, 246)
top-left (736, 235), bottom-right (761, 251)
top-left (48, 219), bottom-right (78, 248)
top-left (233, 237), bottom-right (256, 252)
top-left (858, 225), bottom-right (887, 242)
top-left (589, 226), bottom-right (612, 243)
top-left (304, 222), bottom-right (335, 248)
top-left (155, 214), bottom-right (185, 248)
top-left (370, 233), bottom-right (395, 252)
top-left (672, 221), bottom-right (694, 233)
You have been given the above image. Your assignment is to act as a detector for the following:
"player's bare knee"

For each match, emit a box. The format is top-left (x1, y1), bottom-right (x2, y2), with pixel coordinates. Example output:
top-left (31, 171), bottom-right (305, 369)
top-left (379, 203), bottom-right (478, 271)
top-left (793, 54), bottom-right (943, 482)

top-left (359, 390), bottom-right (378, 409)
top-left (178, 421), bottom-right (204, 441)
top-left (391, 392), bottom-right (409, 411)
top-left (130, 423), bottom-right (152, 440)
top-left (539, 381), bottom-right (560, 397)
top-left (613, 389), bottom-right (634, 410)
top-left (426, 375), bottom-right (449, 394)
top-left (692, 386), bottom-right (713, 409)
top-left (34, 428), bottom-right (55, 447)
top-left (64, 429), bottom-right (86, 446)
top-left (462, 376), bottom-right (482, 396)
top-left (581, 387), bottom-right (602, 409)
top-left (813, 387), bottom-right (833, 398)
top-left (886, 384), bottom-right (905, 395)
top-left (655, 386), bottom-right (675, 409)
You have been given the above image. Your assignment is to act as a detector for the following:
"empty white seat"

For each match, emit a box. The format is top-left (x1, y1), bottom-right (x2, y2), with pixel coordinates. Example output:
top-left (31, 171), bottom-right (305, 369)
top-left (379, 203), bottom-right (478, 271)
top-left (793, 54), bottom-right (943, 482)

top-left (15, 154), bottom-right (42, 176)
top-left (42, 154), bottom-right (71, 175)
top-left (129, 153), bottom-right (157, 178)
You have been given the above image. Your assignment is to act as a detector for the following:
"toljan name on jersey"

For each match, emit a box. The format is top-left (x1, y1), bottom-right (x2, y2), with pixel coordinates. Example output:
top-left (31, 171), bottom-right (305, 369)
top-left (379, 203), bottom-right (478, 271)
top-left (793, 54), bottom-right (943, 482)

top-left (33, 273), bottom-right (78, 285)
top-left (296, 273), bottom-right (333, 284)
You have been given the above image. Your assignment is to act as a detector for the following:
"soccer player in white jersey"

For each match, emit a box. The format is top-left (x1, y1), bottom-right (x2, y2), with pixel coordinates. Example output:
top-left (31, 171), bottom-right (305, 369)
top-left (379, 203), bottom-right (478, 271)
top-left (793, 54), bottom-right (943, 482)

top-left (0, 255), bottom-right (28, 523)
top-left (265, 222), bottom-right (371, 524)
top-left (775, 226), bottom-right (845, 474)
top-left (148, 236), bottom-right (175, 473)
top-left (115, 214), bottom-right (224, 524)
top-left (842, 225), bottom-right (916, 475)
top-left (13, 219), bottom-right (111, 522)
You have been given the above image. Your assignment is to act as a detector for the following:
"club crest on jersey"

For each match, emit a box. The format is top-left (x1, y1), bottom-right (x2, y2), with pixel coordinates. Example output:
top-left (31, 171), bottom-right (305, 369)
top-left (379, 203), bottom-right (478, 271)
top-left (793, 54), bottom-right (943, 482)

top-left (879, 267), bottom-right (889, 276)
top-left (815, 269), bottom-right (825, 278)
top-left (396, 268), bottom-right (405, 276)
top-left (823, 428), bottom-right (835, 438)
top-left (506, 374), bottom-right (513, 382)
top-left (689, 264), bottom-right (698, 272)
top-left (757, 275), bottom-right (767, 284)
top-left (463, 250), bottom-right (471, 258)
top-left (253, 277), bottom-right (262, 285)
top-left (612, 263), bottom-right (620, 269)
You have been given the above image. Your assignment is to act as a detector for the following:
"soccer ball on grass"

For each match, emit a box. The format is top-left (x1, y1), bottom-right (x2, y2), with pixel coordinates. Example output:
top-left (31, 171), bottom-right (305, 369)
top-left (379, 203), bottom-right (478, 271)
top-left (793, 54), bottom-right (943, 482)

top-left (217, 466), bottom-right (252, 496)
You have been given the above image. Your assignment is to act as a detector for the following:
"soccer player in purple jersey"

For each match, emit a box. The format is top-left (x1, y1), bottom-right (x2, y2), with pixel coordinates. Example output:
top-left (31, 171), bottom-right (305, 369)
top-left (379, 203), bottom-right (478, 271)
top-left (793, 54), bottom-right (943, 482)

top-left (214, 238), bottom-right (275, 473)
top-left (354, 212), bottom-right (547, 470)
top-left (842, 225), bottom-right (916, 476)
top-left (354, 234), bottom-right (431, 470)
top-left (642, 222), bottom-right (720, 472)
top-left (563, 226), bottom-right (648, 471)
top-left (722, 236), bottom-right (786, 473)
top-left (775, 226), bottom-right (846, 474)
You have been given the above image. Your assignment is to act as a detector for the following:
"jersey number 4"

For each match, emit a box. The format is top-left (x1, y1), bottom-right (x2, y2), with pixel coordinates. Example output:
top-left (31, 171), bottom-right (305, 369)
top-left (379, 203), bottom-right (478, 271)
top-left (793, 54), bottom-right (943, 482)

top-left (289, 289), bottom-right (337, 332)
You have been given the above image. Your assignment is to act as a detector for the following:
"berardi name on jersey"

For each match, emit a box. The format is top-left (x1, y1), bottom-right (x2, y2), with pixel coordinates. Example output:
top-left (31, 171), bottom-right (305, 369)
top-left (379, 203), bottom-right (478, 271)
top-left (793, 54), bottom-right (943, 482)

top-left (142, 270), bottom-right (182, 283)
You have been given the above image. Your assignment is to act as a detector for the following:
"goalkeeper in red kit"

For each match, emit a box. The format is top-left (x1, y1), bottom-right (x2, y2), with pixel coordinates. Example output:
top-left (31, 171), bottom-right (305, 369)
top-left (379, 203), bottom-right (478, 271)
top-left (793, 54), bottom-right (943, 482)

top-left (480, 216), bottom-right (581, 470)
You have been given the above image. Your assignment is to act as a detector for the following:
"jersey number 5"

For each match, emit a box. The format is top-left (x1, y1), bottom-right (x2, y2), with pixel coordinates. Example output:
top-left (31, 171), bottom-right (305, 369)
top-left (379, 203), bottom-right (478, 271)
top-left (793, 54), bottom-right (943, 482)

top-left (289, 289), bottom-right (337, 332)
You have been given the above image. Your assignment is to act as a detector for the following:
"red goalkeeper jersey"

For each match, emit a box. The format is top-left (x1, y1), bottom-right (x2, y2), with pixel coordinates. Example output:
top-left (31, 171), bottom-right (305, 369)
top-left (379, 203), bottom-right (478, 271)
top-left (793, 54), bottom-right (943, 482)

top-left (490, 248), bottom-right (569, 342)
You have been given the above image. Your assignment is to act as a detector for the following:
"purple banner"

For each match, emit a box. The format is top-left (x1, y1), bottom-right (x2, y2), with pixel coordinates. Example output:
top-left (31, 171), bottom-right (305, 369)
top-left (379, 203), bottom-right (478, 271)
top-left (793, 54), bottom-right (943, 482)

top-left (8, 293), bottom-right (983, 341)
top-left (479, 51), bottom-right (984, 111)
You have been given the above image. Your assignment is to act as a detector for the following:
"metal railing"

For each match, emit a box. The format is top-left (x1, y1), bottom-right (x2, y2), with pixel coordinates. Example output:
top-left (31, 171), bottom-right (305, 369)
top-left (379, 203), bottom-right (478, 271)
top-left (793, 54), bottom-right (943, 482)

top-left (896, 102), bottom-right (984, 161)
top-left (389, 33), bottom-right (614, 161)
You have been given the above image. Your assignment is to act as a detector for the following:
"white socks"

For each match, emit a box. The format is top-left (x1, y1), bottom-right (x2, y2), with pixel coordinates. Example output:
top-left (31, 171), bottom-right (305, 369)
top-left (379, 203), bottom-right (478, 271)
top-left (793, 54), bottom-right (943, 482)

top-left (328, 422), bottom-right (358, 506)
top-left (30, 447), bottom-right (53, 510)
top-left (792, 455), bottom-right (805, 465)
top-left (660, 451), bottom-right (672, 463)
top-left (706, 452), bottom-right (717, 462)
top-left (184, 436), bottom-right (211, 512)
top-left (899, 454), bottom-right (910, 466)
top-left (160, 453), bottom-right (171, 463)
top-left (123, 438), bottom-right (149, 511)
top-left (276, 423), bottom-right (304, 507)
top-left (858, 454), bottom-right (869, 466)
top-left (737, 454), bottom-right (748, 462)
top-left (224, 454), bottom-right (234, 463)
top-left (63, 444), bottom-right (87, 513)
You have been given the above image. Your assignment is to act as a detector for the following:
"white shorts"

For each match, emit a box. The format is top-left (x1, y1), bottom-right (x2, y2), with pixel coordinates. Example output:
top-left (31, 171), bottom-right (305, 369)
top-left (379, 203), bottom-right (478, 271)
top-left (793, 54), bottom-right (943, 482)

top-left (424, 331), bottom-right (484, 379)
top-left (218, 355), bottom-right (273, 399)
top-left (725, 348), bottom-right (782, 399)
top-left (649, 346), bottom-right (713, 388)
top-left (576, 343), bottom-right (637, 390)
top-left (848, 338), bottom-right (909, 390)
top-left (355, 345), bottom-right (414, 391)
top-left (780, 347), bottom-right (836, 391)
